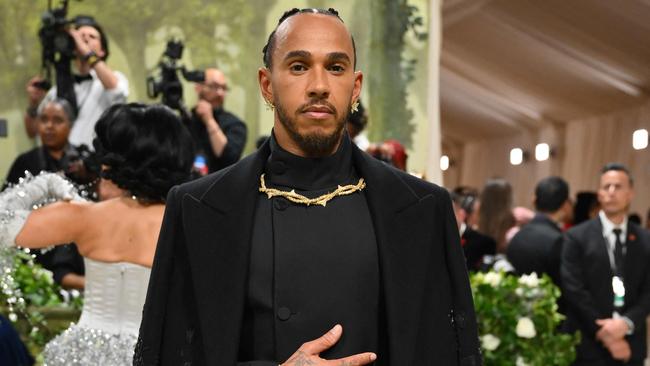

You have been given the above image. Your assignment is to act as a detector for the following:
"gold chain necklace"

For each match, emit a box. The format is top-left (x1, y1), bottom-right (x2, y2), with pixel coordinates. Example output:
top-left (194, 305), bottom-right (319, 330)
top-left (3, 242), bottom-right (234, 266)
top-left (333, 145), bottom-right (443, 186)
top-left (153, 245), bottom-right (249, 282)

top-left (258, 174), bottom-right (366, 207)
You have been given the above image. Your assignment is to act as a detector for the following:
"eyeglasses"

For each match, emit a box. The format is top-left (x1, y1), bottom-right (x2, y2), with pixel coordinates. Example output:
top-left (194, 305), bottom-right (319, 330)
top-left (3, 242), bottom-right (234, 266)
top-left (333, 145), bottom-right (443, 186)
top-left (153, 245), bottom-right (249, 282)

top-left (202, 83), bottom-right (228, 92)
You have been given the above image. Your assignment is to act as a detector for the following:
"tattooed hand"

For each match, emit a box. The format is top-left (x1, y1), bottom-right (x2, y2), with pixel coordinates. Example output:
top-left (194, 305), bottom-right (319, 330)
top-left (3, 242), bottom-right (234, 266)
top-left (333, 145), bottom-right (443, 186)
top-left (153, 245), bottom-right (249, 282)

top-left (281, 324), bottom-right (376, 366)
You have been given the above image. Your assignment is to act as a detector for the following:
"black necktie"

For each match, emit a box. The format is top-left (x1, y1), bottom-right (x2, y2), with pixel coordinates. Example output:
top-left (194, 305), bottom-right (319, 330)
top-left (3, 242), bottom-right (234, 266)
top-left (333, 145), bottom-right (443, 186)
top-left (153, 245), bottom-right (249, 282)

top-left (613, 228), bottom-right (624, 277)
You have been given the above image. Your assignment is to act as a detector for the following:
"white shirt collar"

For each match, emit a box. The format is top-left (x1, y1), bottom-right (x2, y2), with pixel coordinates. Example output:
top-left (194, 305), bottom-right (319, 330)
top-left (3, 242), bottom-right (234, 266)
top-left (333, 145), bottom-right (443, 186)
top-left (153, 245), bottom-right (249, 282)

top-left (599, 210), bottom-right (628, 246)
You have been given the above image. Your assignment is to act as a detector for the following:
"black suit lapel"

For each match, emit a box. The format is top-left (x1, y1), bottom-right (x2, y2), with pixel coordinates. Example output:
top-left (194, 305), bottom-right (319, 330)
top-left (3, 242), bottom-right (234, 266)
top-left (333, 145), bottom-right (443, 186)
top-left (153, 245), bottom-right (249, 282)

top-left (353, 148), bottom-right (434, 365)
top-left (182, 144), bottom-right (269, 365)
top-left (592, 218), bottom-right (614, 279)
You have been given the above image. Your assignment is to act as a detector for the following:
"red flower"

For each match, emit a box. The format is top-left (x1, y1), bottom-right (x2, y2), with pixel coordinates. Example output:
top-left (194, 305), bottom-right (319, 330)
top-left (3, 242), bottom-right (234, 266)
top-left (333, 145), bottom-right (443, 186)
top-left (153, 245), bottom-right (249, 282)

top-left (629, 234), bottom-right (636, 241)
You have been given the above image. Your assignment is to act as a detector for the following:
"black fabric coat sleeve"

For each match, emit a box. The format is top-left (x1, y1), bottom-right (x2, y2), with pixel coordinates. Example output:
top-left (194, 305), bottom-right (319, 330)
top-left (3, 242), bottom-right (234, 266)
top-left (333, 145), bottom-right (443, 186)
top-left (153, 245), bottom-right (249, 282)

top-left (560, 230), bottom-right (601, 337)
top-left (439, 189), bottom-right (482, 365)
top-left (134, 186), bottom-right (205, 365)
top-left (622, 229), bottom-right (650, 332)
top-left (217, 119), bottom-right (247, 169)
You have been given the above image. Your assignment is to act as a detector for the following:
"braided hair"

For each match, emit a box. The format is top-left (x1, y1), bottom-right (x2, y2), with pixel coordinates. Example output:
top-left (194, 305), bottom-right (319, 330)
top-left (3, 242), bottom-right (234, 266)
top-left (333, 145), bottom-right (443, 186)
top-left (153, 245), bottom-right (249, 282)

top-left (262, 8), bottom-right (357, 69)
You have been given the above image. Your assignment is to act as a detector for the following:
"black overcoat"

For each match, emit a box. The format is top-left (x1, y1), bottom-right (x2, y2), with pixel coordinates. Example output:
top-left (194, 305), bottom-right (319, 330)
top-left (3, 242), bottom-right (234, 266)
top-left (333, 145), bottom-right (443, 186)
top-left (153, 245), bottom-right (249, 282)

top-left (134, 140), bottom-right (481, 366)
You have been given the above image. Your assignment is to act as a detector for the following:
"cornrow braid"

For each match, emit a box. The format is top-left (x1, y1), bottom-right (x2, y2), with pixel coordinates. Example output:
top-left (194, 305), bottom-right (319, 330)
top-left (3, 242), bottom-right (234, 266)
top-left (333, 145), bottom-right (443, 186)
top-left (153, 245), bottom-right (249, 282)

top-left (262, 8), bottom-right (356, 69)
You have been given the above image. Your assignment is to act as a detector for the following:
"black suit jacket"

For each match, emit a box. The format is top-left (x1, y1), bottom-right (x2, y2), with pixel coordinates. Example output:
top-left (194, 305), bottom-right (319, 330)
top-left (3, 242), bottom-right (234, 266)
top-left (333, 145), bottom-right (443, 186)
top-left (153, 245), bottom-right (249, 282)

top-left (561, 218), bottom-right (650, 364)
top-left (134, 140), bottom-right (481, 366)
top-left (462, 228), bottom-right (496, 271)
top-left (507, 213), bottom-right (563, 287)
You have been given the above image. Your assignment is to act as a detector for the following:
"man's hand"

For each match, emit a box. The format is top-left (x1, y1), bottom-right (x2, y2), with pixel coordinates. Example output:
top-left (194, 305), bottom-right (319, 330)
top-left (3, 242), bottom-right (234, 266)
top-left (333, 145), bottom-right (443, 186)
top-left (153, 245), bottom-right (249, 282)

top-left (195, 100), bottom-right (215, 125)
top-left (68, 28), bottom-right (92, 56)
top-left (281, 324), bottom-right (376, 366)
top-left (26, 76), bottom-right (47, 107)
top-left (604, 338), bottom-right (631, 362)
top-left (595, 318), bottom-right (629, 346)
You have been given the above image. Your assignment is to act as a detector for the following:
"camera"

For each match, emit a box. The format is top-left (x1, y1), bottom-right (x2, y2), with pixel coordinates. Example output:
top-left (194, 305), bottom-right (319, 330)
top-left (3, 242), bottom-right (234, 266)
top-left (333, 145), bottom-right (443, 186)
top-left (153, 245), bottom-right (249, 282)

top-left (147, 39), bottom-right (204, 114)
top-left (37, 0), bottom-right (82, 115)
top-left (39, 0), bottom-right (77, 65)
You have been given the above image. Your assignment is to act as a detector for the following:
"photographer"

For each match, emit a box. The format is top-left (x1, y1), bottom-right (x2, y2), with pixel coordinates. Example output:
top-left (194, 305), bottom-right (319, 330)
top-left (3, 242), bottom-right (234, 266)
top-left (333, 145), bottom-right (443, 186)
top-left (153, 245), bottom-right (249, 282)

top-left (4, 98), bottom-right (85, 289)
top-left (25, 15), bottom-right (128, 148)
top-left (189, 68), bottom-right (247, 174)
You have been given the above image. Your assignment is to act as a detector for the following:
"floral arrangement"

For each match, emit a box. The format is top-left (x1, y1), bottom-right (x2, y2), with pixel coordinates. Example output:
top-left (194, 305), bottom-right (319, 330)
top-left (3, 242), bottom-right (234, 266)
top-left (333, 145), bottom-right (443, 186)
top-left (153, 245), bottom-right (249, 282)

top-left (0, 248), bottom-right (82, 352)
top-left (470, 271), bottom-right (580, 365)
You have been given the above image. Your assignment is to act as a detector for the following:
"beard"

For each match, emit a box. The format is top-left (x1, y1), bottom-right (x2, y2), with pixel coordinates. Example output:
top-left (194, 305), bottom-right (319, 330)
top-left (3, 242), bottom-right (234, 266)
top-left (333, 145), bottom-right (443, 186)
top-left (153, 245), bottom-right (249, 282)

top-left (275, 97), bottom-right (350, 157)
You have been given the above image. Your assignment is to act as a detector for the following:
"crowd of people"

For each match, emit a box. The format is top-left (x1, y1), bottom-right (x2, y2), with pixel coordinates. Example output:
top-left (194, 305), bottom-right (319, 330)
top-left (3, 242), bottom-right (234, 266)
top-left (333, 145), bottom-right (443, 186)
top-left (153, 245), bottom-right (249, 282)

top-left (1, 7), bottom-right (648, 366)
top-left (451, 165), bottom-right (650, 365)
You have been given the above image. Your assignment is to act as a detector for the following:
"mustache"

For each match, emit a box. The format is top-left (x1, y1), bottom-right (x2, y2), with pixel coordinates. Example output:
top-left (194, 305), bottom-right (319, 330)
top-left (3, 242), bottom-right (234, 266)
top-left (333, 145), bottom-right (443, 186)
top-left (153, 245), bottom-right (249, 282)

top-left (297, 99), bottom-right (337, 115)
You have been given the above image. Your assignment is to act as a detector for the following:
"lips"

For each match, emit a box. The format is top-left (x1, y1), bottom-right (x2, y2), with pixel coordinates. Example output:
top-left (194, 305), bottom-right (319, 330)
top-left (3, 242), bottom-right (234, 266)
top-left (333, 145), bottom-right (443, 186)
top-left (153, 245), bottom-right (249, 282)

top-left (302, 105), bottom-right (334, 119)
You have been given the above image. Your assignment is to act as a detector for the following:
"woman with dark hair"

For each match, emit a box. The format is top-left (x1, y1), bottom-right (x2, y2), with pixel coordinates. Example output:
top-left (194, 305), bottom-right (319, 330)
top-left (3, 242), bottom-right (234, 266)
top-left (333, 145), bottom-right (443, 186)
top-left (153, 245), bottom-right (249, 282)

top-left (0, 103), bottom-right (193, 365)
top-left (478, 178), bottom-right (516, 253)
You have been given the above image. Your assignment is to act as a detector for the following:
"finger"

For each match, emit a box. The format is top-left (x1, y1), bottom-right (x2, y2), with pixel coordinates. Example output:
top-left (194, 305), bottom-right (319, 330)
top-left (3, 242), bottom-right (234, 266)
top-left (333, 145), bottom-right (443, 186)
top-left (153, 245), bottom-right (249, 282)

top-left (300, 324), bottom-right (342, 355)
top-left (595, 319), bottom-right (607, 326)
top-left (330, 352), bottom-right (377, 365)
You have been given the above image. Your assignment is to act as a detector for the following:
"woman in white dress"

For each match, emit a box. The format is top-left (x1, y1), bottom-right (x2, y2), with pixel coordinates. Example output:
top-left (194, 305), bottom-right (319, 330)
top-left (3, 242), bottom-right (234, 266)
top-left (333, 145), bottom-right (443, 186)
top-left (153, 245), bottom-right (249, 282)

top-left (0, 103), bottom-right (194, 365)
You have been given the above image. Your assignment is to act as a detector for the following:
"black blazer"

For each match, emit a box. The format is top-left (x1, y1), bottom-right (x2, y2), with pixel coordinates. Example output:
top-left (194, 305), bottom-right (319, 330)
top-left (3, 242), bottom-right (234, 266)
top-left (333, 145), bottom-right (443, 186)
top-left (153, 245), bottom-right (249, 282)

top-left (507, 213), bottom-right (563, 287)
top-left (462, 228), bottom-right (496, 271)
top-left (134, 140), bottom-right (481, 366)
top-left (561, 217), bottom-right (650, 364)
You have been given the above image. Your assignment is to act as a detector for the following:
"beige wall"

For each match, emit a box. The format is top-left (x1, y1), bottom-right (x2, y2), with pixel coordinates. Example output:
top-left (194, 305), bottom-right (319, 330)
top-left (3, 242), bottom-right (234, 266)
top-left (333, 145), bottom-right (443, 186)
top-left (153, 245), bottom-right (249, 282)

top-left (447, 101), bottom-right (650, 215)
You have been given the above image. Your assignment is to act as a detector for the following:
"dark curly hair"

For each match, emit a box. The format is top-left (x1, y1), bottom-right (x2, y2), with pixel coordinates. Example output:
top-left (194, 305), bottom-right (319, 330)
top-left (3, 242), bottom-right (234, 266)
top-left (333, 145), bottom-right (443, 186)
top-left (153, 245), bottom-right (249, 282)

top-left (93, 103), bottom-right (194, 203)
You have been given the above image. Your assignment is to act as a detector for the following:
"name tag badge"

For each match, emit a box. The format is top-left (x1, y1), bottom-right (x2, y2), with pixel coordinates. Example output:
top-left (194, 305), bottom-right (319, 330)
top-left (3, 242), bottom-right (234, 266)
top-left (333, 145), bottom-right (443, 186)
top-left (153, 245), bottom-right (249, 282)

top-left (612, 275), bottom-right (625, 308)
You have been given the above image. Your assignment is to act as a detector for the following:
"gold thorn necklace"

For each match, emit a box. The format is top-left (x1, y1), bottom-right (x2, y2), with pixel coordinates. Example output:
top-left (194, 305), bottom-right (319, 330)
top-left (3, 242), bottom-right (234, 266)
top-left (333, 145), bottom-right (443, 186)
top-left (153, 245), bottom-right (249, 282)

top-left (258, 174), bottom-right (366, 207)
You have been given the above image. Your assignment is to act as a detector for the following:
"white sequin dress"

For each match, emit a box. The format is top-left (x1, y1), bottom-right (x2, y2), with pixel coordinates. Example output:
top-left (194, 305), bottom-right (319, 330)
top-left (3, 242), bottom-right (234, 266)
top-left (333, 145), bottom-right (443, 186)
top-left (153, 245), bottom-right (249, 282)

top-left (43, 258), bottom-right (151, 365)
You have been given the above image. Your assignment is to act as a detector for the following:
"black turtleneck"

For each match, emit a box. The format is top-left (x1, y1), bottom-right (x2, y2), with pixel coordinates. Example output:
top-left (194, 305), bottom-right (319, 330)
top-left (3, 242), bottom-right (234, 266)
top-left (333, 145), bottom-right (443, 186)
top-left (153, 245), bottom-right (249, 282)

top-left (238, 133), bottom-right (380, 363)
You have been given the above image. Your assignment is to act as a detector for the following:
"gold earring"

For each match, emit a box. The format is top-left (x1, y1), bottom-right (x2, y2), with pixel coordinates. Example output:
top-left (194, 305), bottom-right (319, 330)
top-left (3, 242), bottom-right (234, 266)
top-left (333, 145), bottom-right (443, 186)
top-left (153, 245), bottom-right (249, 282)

top-left (264, 99), bottom-right (275, 111)
top-left (351, 100), bottom-right (359, 113)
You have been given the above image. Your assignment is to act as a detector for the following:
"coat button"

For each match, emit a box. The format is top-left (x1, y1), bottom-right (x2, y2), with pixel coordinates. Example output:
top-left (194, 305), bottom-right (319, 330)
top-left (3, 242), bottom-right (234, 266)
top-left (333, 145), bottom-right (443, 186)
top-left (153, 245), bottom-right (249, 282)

top-left (277, 306), bottom-right (292, 321)
top-left (274, 198), bottom-right (289, 211)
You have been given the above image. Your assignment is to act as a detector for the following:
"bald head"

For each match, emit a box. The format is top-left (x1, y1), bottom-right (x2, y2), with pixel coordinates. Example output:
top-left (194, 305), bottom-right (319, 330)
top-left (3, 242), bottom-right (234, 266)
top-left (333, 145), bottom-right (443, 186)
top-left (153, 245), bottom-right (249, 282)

top-left (196, 67), bottom-right (228, 108)
top-left (262, 8), bottom-right (357, 70)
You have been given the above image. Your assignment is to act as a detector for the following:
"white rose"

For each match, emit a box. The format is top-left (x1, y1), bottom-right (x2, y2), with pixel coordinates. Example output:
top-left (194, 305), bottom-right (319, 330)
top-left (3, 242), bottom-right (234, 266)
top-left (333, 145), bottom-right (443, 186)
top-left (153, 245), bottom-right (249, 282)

top-left (516, 317), bottom-right (536, 338)
top-left (518, 272), bottom-right (539, 287)
top-left (484, 271), bottom-right (502, 287)
top-left (480, 334), bottom-right (500, 351)
top-left (516, 356), bottom-right (530, 366)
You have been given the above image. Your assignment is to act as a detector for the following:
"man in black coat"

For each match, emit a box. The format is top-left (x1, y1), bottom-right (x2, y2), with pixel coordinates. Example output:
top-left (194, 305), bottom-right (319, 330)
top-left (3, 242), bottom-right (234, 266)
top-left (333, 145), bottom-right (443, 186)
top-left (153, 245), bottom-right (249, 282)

top-left (450, 188), bottom-right (496, 271)
top-left (134, 8), bottom-right (480, 366)
top-left (562, 163), bottom-right (650, 365)
top-left (507, 176), bottom-right (572, 288)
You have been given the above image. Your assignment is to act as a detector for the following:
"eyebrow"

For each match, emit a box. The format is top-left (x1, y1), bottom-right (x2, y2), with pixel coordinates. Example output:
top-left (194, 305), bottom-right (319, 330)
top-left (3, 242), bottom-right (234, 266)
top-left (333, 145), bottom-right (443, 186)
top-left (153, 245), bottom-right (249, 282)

top-left (326, 52), bottom-right (351, 64)
top-left (283, 50), bottom-right (351, 64)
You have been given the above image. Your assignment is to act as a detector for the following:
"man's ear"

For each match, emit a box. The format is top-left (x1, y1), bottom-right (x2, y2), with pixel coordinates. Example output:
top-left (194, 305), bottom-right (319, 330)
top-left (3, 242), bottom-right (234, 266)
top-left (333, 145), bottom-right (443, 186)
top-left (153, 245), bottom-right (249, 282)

top-left (258, 67), bottom-right (273, 103)
top-left (351, 70), bottom-right (363, 104)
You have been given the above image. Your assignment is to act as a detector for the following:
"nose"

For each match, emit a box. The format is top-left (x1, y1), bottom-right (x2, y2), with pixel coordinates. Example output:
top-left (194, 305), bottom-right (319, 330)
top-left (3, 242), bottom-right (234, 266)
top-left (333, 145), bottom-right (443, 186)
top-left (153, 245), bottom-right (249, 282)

top-left (307, 67), bottom-right (330, 100)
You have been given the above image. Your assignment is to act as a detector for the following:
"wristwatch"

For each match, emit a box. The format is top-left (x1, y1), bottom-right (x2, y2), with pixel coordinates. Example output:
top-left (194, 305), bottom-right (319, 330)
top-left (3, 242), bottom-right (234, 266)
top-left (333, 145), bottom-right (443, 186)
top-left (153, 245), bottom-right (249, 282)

top-left (82, 51), bottom-right (100, 67)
